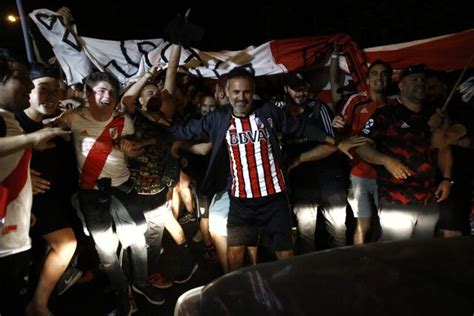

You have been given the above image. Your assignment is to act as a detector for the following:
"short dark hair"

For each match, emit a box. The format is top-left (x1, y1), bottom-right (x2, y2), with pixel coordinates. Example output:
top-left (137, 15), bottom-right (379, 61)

top-left (84, 72), bottom-right (120, 99)
top-left (368, 59), bottom-right (393, 78)
top-left (0, 48), bottom-right (19, 83)
top-left (226, 67), bottom-right (255, 84)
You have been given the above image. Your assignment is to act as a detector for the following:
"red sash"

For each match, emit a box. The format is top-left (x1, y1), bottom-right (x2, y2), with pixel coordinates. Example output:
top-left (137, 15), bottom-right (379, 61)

top-left (0, 149), bottom-right (32, 222)
top-left (79, 117), bottom-right (125, 189)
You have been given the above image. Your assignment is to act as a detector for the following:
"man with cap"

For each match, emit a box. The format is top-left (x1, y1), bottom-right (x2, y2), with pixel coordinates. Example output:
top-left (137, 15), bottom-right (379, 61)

top-left (282, 71), bottom-right (359, 250)
top-left (356, 64), bottom-right (453, 241)
top-left (15, 63), bottom-right (80, 316)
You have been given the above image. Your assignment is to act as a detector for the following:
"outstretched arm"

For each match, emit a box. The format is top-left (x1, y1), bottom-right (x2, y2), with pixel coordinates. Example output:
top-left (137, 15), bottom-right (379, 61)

top-left (288, 136), bottom-right (370, 171)
top-left (0, 127), bottom-right (71, 158)
top-left (356, 143), bottom-right (412, 179)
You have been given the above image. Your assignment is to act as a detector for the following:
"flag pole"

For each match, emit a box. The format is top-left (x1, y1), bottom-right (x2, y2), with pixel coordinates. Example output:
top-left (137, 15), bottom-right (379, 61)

top-left (15, 0), bottom-right (34, 62)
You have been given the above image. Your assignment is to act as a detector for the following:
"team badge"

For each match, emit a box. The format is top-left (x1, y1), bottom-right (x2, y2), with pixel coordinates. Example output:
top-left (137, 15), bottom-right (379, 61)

top-left (109, 127), bottom-right (119, 140)
top-left (362, 118), bottom-right (374, 135)
top-left (266, 118), bottom-right (273, 128)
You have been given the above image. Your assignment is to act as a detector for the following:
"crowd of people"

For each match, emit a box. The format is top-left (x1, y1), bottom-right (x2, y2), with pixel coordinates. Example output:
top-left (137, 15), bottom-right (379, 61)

top-left (0, 27), bottom-right (473, 316)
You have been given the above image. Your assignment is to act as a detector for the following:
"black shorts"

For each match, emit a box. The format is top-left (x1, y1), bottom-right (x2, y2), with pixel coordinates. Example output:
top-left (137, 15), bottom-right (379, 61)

top-left (437, 182), bottom-right (472, 232)
top-left (227, 192), bottom-right (293, 251)
top-left (31, 190), bottom-right (74, 236)
top-left (0, 250), bottom-right (31, 316)
top-left (139, 189), bottom-right (168, 213)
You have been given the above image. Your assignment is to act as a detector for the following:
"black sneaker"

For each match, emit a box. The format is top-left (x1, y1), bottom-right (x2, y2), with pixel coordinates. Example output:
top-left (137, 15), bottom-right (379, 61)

top-left (174, 262), bottom-right (198, 284)
top-left (56, 267), bottom-right (83, 296)
top-left (131, 285), bottom-right (165, 305)
top-left (173, 245), bottom-right (199, 284)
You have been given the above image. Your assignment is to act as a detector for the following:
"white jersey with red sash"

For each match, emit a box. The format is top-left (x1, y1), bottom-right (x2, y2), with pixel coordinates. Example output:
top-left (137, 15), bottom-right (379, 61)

top-left (226, 113), bottom-right (286, 198)
top-left (68, 108), bottom-right (134, 189)
top-left (0, 110), bottom-right (32, 257)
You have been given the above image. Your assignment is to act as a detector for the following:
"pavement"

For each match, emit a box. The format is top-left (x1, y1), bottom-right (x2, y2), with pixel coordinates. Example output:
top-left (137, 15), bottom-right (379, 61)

top-left (49, 221), bottom-right (223, 316)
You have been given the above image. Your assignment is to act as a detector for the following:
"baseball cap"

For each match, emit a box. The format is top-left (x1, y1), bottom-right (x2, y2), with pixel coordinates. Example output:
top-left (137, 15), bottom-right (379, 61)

top-left (283, 71), bottom-right (308, 90)
top-left (398, 63), bottom-right (428, 81)
top-left (30, 62), bottom-right (60, 80)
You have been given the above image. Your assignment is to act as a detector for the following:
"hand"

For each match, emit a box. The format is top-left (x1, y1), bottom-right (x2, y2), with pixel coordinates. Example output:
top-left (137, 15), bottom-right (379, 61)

top-left (435, 180), bottom-right (451, 202)
top-left (31, 169), bottom-right (50, 194)
top-left (30, 213), bottom-right (37, 227)
top-left (427, 108), bottom-right (446, 131)
top-left (287, 156), bottom-right (301, 173)
top-left (337, 136), bottom-right (372, 159)
top-left (56, 7), bottom-right (74, 30)
top-left (118, 138), bottom-right (143, 157)
top-left (171, 140), bottom-right (184, 158)
top-left (383, 157), bottom-right (413, 179)
top-left (332, 115), bottom-right (345, 128)
top-left (29, 127), bottom-right (71, 151)
top-left (145, 65), bottom-right (164, 80)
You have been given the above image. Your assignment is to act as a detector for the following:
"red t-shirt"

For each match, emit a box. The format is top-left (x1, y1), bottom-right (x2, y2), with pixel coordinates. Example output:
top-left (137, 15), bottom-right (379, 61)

top-left (341, 92), bottom-right (382, 179)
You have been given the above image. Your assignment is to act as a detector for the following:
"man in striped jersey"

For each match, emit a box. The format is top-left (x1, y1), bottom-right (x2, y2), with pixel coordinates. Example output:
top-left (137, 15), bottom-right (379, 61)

top-left (170, 68), bottom-right (353, 271)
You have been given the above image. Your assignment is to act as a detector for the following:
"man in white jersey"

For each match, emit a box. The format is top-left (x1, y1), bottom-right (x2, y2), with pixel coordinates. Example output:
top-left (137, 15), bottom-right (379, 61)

top-left (60, 72), bottom-right (164, 315)
top-left (0, 50), bottom-right (69, 316)
top-left (170, 68), bottom-right (355, 271)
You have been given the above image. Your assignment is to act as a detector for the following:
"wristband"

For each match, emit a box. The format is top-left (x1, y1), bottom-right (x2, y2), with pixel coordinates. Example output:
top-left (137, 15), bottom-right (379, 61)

top-left (144, 71), bottom-right (153, 79)
top-left (441, 177), bottom-right (454, 185)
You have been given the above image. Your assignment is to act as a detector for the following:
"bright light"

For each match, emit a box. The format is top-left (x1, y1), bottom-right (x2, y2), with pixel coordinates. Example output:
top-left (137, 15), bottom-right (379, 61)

top-left (7, 15), bottom-right (18, 23)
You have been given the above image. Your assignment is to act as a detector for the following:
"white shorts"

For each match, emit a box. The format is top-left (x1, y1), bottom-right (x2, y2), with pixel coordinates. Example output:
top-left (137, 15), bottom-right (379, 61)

top-left (208, 191), bottom-right (230, 237)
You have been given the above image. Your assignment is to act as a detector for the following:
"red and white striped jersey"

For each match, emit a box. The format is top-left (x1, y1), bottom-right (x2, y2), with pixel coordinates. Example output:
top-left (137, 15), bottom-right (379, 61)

top-left (225, 113), bottom-right (286, 198)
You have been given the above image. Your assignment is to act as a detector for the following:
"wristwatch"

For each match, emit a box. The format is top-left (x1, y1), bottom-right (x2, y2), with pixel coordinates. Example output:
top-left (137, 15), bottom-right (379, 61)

top-left (441, 177), bottom-right (454, 185)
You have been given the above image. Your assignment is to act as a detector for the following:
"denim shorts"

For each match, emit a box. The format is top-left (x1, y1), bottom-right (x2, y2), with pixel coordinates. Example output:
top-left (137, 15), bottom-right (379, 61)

top-left (208, 191), bottom-right (230, 237)
top-left (347, 175), bottom-right (378, 218)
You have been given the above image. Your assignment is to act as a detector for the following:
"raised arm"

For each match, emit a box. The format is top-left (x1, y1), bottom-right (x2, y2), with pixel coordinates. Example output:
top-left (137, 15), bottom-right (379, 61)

top-left (121, 65), bottom-right (163, 114)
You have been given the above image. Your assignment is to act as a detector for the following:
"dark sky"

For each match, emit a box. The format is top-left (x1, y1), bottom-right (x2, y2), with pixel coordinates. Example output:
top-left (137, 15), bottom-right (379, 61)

top-left (1, 0), bottom-right (472, 59)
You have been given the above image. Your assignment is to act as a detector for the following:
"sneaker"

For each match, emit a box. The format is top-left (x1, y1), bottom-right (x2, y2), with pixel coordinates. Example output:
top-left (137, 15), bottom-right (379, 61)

top-left (131, 284), bottom-right (165, 305)
top-left (76, 270), bottom-right (95, 284)
top-left (174, 253), bottom-right (199, 284)
top-left (56, 267), bottom-right (83, 295)
top-left (178, 212), bottom-right (197, 225)
top-left (203, 245), bottom-right (219, 263)
top-left (173, 245), bottom-right (199, 284)
top-left (148, 272), bottom-right (173, 289)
